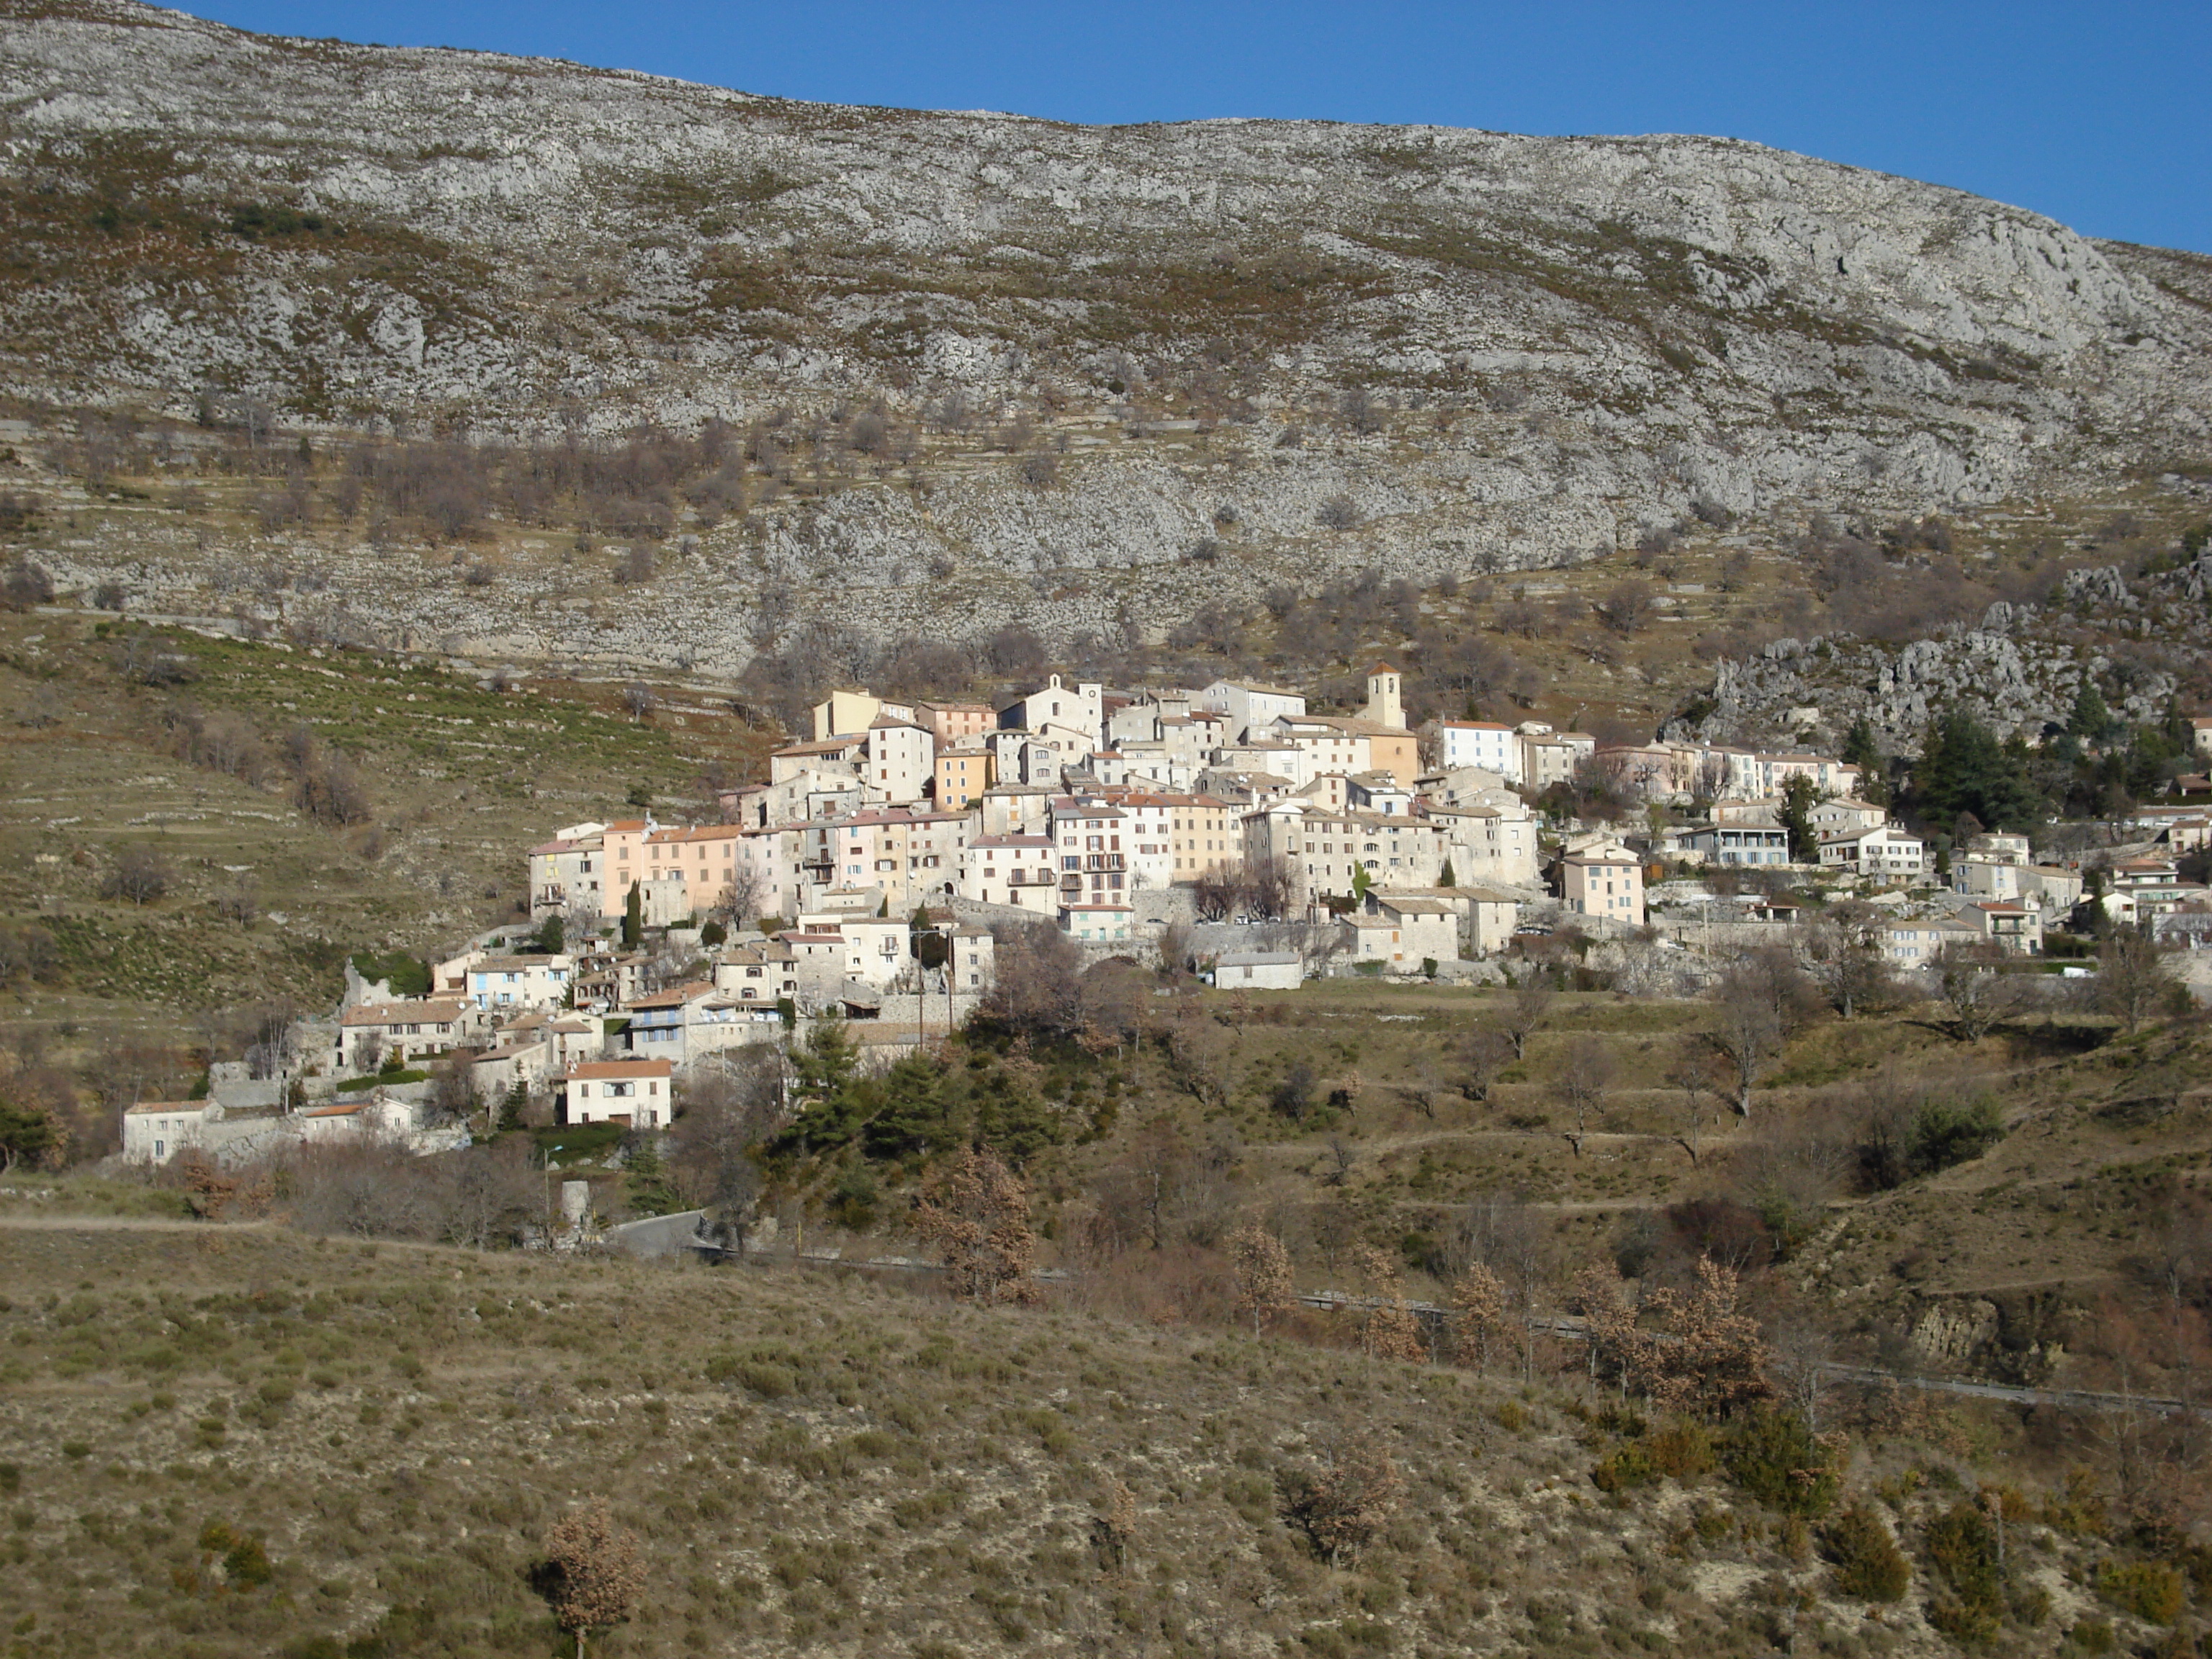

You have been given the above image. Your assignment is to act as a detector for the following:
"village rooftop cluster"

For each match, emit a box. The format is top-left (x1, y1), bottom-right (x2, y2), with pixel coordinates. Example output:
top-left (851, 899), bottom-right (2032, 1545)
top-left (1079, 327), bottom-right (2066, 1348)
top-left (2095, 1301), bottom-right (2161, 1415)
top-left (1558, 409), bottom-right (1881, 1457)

top-left (121, 674), bottom-right (2212, 1166)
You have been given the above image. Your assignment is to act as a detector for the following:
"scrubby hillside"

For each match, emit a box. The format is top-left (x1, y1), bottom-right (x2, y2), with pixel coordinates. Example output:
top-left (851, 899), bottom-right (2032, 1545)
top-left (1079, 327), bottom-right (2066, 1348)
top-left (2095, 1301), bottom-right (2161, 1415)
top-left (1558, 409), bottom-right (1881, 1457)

top-left (0, 1218), bottom-right (2205, 1659)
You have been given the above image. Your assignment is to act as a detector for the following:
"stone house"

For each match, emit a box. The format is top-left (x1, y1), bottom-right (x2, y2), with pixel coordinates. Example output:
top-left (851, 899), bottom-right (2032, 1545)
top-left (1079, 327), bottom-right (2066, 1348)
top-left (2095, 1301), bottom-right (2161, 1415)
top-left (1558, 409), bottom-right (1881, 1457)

top-left (1681, 824), bottom-right (1792, 866)
top-left (961, 833), bottom-right (1062, 914)
top-left (1884, 917), bottom-right (1980, 963)
top-left (527, 824), bottom-right (608, 920)
top-left (1243, 801), bottom-right (1448, 907)
top-left (1051, 799), bottom-right (1130, 908)
top-left (1060, 902), bottom-right (1133, 942)
top-left (1199, 679), bottom-right (1307, 741)
top-left (1357, 894), bottom-right (1460, 967)
top-left (1434, 720), bottom-right (1519, 779)
top-left (1966, 901), bottom-right (2044, 956)
top-left (811, 690), bottom-right (917, 742)
top-left (799, 808), bottom-right (972, 909)
top-left (1807, 798), bottom-right (1889, 836)
top-left (934, 739), bottom-right (994, 810)
top-left (1426, 801), bottom-right (1540, 889)
top-left (1214, 950), bottom-right (1303, 989)
top-left (559, 1059), bottom-right (673, 1128)
top-left (471, 1035), bottom-right (553, 1097)
top-left (339, 999), bottom-right (475, 1074)
top-left (714, 941), bottom-right (801, 1008)
top-left (1817, 824), bottom-right (1925, 882)
top-left (122, 1099), bottom-right (217, 1164)
top-left (1452, 886), bottom-right (1523, 955)
top-left (998, 675), bottom-right (1105, 747)
top-left (865, 717), bottom-right (935, 804)
top-left (459, 953), bottom-right (573, 1012)
top-left (1519, 729), bottom-right (1598, 791)
top-left (1560, 845), bottom-right (1645, 928)
top-left (914, 701), bottom-right (994, 744)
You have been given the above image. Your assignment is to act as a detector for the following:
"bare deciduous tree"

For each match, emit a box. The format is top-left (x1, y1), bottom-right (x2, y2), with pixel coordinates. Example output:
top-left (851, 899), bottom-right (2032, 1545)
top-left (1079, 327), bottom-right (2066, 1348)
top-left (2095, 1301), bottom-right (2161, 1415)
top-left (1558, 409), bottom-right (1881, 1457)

top-left (1447, 1261), bottom-right (1506, 1370)
top-left (1595, 577), bottom-right (1655, 634)
top-left (1353, 1244), bottom-right (1425, 1362)
top-left (1190, 873), bottom-right (1237, 923)
top-left (1935, 942), bottom-right (2032, 1042)
top-left (2097, 927), bottom-right (2180, 1034)
top-left (1702, 961), bottom-right (1789, 1118)
top-left (1239, 853), bottom-right (1296, 921)
top-left (1555, 1034), bottom-right (1614, 1157)
top-left (1625, 1256), bottom-right (1774, 1419)
top-left (980, 922), bottom-right (1086, 1042)
top-left (1455, 1025), bottom-right (1513, 1103)
top-left (912, 1146), bottom-right (1040, 1305)
top-left (1280, 1430), bottom-right (1403, 1565)
top-left (1231, 1224), bottom-right (1295, 1337)
top-left (1455, 1189), bottom-right (1551, 1382)
top-left (1805, 899), bottom-right (1893, 1020)
top-left (1501, 976), bottom-right (1554, 1061)
top-left (670, 1052), bottom-right (780, 1250)
top-left (101, 845), bottom-right (172, 907)
top-left (1664, 1035), bottom-right (1722, 1165)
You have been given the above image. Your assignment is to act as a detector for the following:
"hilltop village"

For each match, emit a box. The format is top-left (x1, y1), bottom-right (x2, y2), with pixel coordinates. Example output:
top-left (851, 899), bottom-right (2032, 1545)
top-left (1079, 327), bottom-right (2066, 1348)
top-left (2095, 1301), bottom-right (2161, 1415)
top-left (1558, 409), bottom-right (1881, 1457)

top-left (116, 667), bottom-right (2212, 1164)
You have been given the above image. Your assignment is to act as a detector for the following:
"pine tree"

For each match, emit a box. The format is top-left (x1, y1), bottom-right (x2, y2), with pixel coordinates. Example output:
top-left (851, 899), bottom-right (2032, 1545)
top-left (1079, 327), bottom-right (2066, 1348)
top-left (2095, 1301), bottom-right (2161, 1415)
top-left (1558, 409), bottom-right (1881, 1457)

top-left (1840, 716), bottom-right (1882, 774)
top-left (782, 1014), bottom-right (863, 1151)
top-left (2067, 682), bottom-right (2116, 745)
top-left (1911, 710), bottom-right (2045, 831)
top-left (863, 1051), bottom-right (958, 1159)
top-left (623, 1134), bottom-right (680, 1218)
top-left (1779, 774), bottom-right (1820, 862)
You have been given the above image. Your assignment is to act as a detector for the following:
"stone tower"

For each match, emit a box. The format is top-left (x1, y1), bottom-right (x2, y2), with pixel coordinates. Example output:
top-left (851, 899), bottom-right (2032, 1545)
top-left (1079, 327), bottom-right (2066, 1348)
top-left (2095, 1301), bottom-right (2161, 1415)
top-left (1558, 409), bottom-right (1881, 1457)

top-left (1364, 663), bottom-right (1404, 730)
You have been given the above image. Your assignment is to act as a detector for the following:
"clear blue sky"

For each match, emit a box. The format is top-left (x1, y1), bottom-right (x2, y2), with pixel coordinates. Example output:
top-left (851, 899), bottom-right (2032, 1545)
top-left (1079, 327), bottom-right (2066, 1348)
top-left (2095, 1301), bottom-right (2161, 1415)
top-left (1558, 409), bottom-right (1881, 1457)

top-left (184, 1), bottom-right (2211, 253)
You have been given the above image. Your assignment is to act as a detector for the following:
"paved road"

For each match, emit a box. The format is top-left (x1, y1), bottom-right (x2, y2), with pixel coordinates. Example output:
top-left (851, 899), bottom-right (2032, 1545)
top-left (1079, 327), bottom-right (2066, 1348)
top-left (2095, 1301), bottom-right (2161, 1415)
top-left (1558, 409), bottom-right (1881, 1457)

top-left (1294, 1293), bottom-right (2206, 1419)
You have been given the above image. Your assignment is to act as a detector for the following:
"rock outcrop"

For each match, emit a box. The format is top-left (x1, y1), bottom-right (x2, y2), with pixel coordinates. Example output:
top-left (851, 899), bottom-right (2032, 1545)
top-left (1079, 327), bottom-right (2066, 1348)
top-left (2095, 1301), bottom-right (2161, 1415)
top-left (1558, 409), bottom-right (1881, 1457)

top-left (4, 0), bottom-right (2211, 660)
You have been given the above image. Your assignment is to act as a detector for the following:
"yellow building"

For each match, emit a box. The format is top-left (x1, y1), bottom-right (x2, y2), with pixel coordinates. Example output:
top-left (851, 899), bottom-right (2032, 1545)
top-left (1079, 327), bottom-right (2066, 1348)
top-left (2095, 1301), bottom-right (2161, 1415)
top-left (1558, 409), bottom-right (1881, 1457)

top-left (934, 742), bottom-right (995, 809)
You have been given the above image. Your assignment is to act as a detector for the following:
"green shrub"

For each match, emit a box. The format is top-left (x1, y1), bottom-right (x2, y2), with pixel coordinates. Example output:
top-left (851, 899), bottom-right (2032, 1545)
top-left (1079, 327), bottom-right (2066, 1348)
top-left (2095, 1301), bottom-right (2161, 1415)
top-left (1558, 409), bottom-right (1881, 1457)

top-left (2095, 1560), bottom-right (2183, 1624)
top-left (1923, 1499), bottom-right (2005, 1642)
top-left (1591, 1443), bottom-right (1658, 1493)
top-left (2065, 1617), bottom-right (2114, 1653)
top-left (1819, 1506), bottom-right (1910, 1601)
top-left (350, 950), bottom-right (430, 997)
top-left (1910, 1097), bottom-right (2005, 1174)
top-left (1722, 1408), bottom-right (1837, 1516)
top-left (1926, 1595), bottom-right (2000, 1647)
top-left (1645, 1421), bottom-right (1715, 1480)
top-left (197, 1521), bottom-right (274, 1591)
top-left (1586, 1420), bottom-right (1713, 1492)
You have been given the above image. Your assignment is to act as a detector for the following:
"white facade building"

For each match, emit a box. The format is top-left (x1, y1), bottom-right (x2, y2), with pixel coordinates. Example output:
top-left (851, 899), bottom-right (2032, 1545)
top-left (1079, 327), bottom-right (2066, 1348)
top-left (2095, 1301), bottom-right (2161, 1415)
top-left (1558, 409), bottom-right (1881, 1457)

top-left (1435, 721), bottom-right (1521, 781)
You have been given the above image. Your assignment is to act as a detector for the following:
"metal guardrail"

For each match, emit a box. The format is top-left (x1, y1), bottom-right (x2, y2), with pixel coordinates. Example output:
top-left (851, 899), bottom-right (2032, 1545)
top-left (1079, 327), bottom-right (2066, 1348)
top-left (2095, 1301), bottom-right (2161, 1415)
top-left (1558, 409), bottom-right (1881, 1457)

top-left (660, 1242), bottom-right (2206, 1421)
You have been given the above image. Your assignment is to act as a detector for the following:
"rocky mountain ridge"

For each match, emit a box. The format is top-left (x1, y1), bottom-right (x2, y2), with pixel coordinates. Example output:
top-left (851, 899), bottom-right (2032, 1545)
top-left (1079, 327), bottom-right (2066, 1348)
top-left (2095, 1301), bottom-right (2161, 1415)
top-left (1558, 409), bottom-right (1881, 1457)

top-left (4, 0), bottom-right (2212, 669)
top-left (1694, 547), bottom-right (2212, 753)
